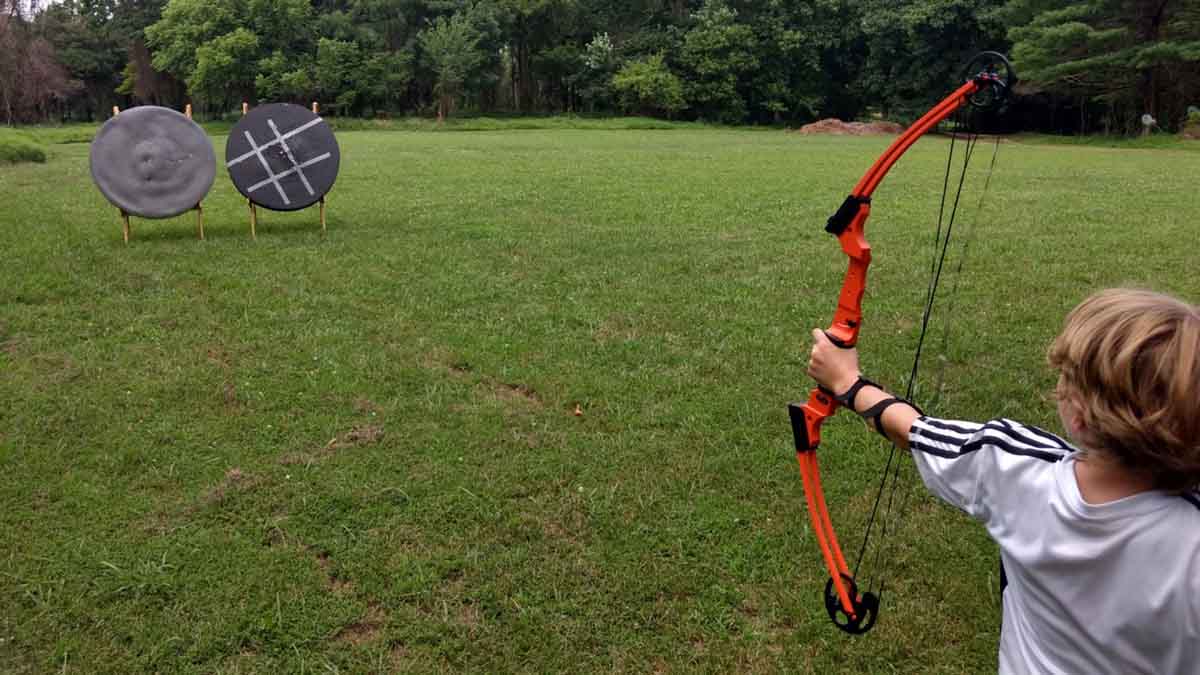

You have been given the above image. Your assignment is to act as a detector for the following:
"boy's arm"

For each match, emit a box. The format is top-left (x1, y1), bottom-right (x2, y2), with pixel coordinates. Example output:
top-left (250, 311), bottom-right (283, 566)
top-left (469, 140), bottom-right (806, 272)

top-left (807, 329), bottom-right (921, 446)
top-left (808, 328), bottom-right (990, 517)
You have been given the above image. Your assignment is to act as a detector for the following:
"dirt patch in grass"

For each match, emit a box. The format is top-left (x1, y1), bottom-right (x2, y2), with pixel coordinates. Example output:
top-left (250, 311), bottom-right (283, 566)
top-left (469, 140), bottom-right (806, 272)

top-left (30, 352), bottom-right (81, 387)
top-left (327, 424), bottom-right (384, 450)
top-left (202, 468), bottom-right (263, 506)
top-left (425, 347), bottom-right (545, 411)
top-left (306, 546), bottom-right (391, 646)
top-left (336, 604), bottom-right (387, 645)
top-left (488, 381), bottom-right (541, 406)
top-left (280, 423), bottom-right (384, 466)
top-left (793, 118), bottom-right (904, 135)
top-left (353, 397), bottom-right (382, 415)
top-left (389, 644), bottom-right (412, 669)
top-left (206, 346), bottom-right (233, 370)
top-left (205, 346), bottom-right (244, 412)
top-left (313, 549), bottom-right (355, 595)
top-left (1, 336), bottom-right (21, 355)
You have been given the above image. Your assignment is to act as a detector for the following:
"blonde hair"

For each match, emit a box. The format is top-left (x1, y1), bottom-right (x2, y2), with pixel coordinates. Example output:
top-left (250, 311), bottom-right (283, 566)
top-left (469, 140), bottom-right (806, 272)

top-left (1048, 289), bottom-right (1200, 492)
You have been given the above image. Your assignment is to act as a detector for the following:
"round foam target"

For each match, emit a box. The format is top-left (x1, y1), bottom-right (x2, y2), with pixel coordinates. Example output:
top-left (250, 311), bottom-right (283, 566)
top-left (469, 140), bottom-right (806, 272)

top-left (225, 103), bottom-right (340, 212)
top-left (89, 106), bottom-right (216, 219)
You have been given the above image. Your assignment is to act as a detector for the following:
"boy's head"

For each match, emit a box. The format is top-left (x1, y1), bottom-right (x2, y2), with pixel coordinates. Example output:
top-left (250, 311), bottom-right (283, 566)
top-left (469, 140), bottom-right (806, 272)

top-left (1048, 288), bottom-right (1200, 493)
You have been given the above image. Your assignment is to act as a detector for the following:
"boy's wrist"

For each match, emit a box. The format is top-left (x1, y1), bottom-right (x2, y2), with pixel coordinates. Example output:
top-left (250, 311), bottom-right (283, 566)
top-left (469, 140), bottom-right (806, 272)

top-left (832, 372), bottom-right (862, 396)
top-left (833, 373), bottom-right (880, 411)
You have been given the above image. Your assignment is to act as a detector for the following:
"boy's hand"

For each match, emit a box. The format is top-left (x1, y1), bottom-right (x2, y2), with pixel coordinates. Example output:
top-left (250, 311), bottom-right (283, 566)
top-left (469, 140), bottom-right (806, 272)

top-left (808, 329), bottom-right (861, 396)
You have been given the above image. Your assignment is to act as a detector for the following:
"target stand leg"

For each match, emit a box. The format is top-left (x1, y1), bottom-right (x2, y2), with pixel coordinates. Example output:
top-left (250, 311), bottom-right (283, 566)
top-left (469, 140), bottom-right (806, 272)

top-left (248, 200), bottom-right (258, 240)
top-left (195, 203), bottom-right (205, 240)
top-left (120, 210), bottom-right (130, 245)
top-left (320, 197), bottom-right (326, 236)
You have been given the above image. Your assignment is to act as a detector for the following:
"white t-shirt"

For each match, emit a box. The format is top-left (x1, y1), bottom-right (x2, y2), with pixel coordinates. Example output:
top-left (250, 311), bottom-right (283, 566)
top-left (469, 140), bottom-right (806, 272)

top-left (908, 416), bottom-right (1200, 675)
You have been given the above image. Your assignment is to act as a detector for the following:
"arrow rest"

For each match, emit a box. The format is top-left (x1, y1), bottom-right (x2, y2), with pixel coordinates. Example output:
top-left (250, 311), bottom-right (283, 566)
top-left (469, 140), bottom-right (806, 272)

top-left (825, 574), bottom-right (879, 635)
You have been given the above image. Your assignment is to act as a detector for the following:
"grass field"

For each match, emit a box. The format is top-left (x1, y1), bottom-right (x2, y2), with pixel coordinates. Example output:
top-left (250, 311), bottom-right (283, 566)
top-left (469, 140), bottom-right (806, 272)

top-left (1, 122), bottom-right (1195, 674)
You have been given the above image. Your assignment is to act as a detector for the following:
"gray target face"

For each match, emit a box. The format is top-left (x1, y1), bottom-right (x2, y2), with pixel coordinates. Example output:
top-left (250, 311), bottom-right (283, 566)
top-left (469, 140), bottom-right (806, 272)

top-left (89, 106), bottom-right (216, 219)
top-left (225, 104), bottom-right (340, 211)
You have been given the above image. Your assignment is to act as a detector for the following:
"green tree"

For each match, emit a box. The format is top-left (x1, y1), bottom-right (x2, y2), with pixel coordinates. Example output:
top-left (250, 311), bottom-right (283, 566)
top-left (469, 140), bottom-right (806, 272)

top-left (419, 11), bottom-right (487, 120)
top-left (146, 0), bottom-right (313, 109)
top-left (38, 2), bottom-right (124, 119)
top-left (190, 27), bottom-right (260, 109)
top-left (611, 52), bottom-right (686, 116)
top-left (854, 0), bottom-right (1008, 122)
top-left (255, 50), bottom-right (314, 102)
top-left (728, 0), bottom-right (845, 124)
top-left (678, 0), bottom-right (757, 123)
top-left (145, 0), bottom-right (241, 83)
top-left (496, 0), bottom-right (579, 112)
top-left (314, 38), bottom-right (362, 114)
top-left (1003, 0), bottom-right (1200, 132)
top-left (578, 32), bottom-right (618, 111)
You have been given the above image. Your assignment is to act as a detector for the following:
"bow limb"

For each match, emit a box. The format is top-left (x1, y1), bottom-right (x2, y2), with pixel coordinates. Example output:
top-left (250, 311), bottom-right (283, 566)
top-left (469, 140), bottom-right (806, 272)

top-left (789, 77), bottom-right (983, 635)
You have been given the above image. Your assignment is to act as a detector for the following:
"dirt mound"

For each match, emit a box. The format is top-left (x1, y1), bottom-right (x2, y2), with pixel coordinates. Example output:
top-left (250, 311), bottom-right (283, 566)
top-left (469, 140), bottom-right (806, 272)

top-left (794, 118), bottom-right (905, 135)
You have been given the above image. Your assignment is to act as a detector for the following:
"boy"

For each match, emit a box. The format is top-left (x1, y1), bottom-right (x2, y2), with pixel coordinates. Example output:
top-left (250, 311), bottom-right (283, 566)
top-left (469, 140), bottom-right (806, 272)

top-left (807, 288), bottom-right (1200, 673)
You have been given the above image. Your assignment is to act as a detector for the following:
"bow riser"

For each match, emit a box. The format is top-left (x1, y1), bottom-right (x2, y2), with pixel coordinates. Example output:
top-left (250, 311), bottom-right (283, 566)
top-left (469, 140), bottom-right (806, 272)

top-left (831, 203), bottom-right (872, 348)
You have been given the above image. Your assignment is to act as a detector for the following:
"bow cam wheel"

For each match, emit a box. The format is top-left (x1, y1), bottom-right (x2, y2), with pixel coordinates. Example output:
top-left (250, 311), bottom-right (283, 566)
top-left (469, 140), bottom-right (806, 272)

top-left (824, 574), bottom-right (880, 635)
top-left (962, 51), bottom-right (1017, 110)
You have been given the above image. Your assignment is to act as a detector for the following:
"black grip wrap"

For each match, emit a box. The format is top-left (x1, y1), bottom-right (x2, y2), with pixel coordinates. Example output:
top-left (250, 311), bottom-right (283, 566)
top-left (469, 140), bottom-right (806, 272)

top-left (825, 195), bottom-right (870, 235)
top-left (824, 330), bottom-right (852, 349)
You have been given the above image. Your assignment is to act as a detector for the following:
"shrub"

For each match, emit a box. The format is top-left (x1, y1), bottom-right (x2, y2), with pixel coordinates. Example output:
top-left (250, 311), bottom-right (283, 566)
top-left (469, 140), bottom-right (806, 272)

top-left (612, 54), bottom-right (686, 118)
top-left (0, 133), bottom-right (47, 164)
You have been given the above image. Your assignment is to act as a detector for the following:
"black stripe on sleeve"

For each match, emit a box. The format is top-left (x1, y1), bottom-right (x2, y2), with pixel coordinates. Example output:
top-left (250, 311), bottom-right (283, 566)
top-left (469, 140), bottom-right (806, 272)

top-left (922, 418), bottom-right (984, 435)
top-left (1182, 493), bottom-right (1200, 512)
top-left (996, 418), bottom-right (1073, 451)
top-left (912, 419), bottom-right (1069, 463)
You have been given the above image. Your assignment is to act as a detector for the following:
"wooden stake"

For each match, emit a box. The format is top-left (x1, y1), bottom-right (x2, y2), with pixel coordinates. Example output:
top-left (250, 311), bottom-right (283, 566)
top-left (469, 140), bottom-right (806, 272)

top-left (120, 210), bottom-right (130, 244)
top-left (248, 200), bottom-right (257, 239)
top-left (320, 197), bottom-right (327, 235)
top-left (185, 103), bottom-right (192, 119)
top-left (195, 203), bottom-right (205, 240)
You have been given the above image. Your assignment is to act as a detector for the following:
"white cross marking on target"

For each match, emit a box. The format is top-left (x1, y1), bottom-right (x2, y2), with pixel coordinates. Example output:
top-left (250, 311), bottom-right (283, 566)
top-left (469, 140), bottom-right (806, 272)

top-left (226, 116), bottom-right (331, 206)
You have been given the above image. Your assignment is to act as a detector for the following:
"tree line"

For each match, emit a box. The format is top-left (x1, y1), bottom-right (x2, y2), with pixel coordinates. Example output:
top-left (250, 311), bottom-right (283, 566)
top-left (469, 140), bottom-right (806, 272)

top-left (3, 0), bottom-right (1198, 134)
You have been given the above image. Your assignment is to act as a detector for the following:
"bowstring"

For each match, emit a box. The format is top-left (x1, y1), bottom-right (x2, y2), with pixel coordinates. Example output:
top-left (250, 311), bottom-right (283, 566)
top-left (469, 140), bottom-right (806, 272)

top-left (850, 105), bottom-right (1001, 603)
top-left (928, 135), bottom-right (1001, 408)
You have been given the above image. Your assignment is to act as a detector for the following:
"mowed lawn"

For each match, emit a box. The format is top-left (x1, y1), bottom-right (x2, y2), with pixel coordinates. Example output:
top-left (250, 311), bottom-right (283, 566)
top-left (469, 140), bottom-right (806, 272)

top-left (1, 126), bottom-right (1195, 674)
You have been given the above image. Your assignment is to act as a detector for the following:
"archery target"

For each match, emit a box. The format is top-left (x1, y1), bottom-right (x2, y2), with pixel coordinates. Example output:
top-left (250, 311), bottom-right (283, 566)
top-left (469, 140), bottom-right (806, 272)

top-left (89, 106), bottom-right (217, 219)
top-left (225, 103), bottom-right (340, 212)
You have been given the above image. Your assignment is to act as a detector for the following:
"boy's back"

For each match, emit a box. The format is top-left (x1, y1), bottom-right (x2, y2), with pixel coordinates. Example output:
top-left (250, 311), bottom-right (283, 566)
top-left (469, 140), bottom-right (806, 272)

top-left (910, 416), bottom-right (1200, 674)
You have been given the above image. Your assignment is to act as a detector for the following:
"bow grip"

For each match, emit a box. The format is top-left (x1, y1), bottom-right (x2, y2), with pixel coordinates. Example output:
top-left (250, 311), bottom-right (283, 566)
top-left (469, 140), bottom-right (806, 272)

top-left (788, 387), bottom-right (841, 452)
top-left (823, 328), bottom-right (856, 349)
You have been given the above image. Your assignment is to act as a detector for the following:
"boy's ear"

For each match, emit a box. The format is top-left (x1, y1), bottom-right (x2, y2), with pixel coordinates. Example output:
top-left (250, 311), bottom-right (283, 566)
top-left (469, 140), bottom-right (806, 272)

top-left (1066, 407), bottom-right (1087, 436)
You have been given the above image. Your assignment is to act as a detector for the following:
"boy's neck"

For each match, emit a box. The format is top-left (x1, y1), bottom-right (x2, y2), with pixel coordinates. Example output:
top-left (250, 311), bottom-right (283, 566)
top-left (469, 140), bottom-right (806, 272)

top-left (1073, 453), bottom-right (1157, 504)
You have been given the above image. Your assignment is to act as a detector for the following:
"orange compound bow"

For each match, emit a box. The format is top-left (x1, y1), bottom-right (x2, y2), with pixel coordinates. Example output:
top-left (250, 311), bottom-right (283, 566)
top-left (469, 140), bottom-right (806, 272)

top-left (788, 51), bottom-right (1016, 634)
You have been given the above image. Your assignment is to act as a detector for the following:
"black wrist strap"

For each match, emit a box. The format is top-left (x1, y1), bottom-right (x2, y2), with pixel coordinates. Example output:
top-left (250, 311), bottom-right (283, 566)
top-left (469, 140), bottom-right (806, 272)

top-left (859, 396), bottom-right (923, 440)
top-left (833, 375), bottom-right (881, 411)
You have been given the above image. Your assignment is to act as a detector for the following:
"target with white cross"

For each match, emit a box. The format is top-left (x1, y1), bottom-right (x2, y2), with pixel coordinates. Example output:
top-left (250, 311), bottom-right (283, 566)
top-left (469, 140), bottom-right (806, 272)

top-left (225, 103), bottom-right (340, 212)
